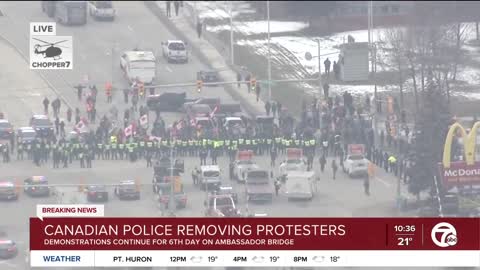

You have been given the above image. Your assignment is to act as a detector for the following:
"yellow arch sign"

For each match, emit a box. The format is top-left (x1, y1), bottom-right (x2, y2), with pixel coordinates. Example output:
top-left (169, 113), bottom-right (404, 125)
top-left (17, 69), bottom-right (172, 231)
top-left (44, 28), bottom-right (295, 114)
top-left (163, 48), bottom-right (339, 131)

top-left (442, 122), bottom-right (480, 168)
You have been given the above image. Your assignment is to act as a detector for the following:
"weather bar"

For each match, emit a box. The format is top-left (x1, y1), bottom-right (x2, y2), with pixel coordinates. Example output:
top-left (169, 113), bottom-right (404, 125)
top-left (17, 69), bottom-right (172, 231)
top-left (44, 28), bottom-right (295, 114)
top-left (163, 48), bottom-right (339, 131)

top-left (29, 217), bottom-right (480, 267)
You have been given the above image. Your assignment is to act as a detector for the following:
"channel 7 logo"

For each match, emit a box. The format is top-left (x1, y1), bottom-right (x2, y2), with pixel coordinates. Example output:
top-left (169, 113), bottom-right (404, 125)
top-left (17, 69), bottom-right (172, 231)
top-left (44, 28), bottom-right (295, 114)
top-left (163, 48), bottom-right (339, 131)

top-left (431, 222), bottom-right (458, 247)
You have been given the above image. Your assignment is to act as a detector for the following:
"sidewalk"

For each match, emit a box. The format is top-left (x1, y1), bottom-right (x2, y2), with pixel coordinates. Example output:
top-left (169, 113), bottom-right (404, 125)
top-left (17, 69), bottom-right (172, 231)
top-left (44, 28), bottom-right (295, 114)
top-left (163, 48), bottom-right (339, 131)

top-left (146, 1), bottom-right (266, 117)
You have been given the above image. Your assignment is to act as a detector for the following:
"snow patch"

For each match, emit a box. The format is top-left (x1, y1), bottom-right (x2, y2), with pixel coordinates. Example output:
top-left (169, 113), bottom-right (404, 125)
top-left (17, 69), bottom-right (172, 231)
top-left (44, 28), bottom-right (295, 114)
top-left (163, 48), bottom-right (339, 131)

top-left (207, 21), bottom-right (309, 35)
top-left (184, 1), bottom-right (255, 20)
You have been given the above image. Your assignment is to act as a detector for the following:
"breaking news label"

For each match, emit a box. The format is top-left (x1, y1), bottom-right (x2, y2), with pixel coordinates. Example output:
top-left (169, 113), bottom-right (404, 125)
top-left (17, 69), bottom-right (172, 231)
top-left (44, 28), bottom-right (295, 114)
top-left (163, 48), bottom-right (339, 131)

top-left (29, 212), bottom-right (480, 268)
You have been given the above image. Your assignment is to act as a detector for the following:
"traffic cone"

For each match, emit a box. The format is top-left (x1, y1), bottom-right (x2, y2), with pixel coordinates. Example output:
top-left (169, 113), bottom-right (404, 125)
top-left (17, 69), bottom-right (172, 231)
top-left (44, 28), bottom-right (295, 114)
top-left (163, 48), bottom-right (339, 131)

top-left (135, 178), bottom-right (141, 192)
top-left (78, 178), bottom-right (85, 192)
top-left (15, 178), bottom-right (21, 196)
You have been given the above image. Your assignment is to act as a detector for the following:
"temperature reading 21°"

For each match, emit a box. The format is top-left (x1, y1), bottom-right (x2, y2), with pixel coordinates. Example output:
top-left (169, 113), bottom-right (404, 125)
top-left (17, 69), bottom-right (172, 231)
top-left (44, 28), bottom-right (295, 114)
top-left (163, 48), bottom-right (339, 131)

top-left (398, 237), bottom-right (413, 246)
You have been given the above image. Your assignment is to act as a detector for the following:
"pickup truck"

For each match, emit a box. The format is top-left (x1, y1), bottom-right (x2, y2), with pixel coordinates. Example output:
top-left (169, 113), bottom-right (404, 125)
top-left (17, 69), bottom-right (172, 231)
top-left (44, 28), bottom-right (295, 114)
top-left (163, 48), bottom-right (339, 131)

top-left (245, 170), bottom-right (273, 202)
top-left (204, 194), bottom-right (241, 217)
top-left (343, 144), bottom-right (368, 178)
top-left (158, 188), bottom-right (187, 209)
top-left (162, 40), bottom-right (188, 63)
top-left (152, 157), bottom-right (184, 193)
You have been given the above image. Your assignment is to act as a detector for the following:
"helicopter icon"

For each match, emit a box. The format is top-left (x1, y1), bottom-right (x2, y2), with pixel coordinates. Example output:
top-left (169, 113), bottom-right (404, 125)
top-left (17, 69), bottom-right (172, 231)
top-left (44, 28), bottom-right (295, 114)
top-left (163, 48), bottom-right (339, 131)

top-left (33, 37), bottom-right (69, 60)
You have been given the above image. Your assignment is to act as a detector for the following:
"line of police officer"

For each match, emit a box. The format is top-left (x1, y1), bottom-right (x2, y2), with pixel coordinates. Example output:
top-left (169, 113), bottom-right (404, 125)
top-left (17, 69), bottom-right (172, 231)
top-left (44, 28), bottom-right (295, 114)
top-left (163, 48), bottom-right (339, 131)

top-left (9, 134), bottom-right (319, 167)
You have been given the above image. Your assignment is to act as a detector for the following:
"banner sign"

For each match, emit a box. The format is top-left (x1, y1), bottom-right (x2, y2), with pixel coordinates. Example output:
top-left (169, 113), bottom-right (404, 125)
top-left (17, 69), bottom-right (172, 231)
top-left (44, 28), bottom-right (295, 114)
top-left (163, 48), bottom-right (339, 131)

top-left (439, 122), bottom-right (480, 188)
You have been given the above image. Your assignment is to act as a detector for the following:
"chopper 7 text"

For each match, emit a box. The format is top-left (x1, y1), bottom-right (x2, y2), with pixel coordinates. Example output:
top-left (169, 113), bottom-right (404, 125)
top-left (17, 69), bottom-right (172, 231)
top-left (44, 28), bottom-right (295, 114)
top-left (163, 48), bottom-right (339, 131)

top-left (33, 37), bottom-right (68, 60)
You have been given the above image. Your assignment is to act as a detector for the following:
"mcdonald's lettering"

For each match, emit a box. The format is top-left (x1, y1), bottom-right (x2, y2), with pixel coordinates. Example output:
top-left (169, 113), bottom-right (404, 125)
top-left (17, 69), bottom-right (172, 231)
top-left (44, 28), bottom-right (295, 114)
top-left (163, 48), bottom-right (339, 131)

top-left (439, 122), bottom-right (480, 188)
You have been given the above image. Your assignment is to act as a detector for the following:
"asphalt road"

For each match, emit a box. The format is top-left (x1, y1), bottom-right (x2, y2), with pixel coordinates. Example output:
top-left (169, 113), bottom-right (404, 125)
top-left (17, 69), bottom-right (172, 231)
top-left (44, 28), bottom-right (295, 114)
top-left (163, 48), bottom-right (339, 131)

top-left (0, 2), bottom-right (455, 270)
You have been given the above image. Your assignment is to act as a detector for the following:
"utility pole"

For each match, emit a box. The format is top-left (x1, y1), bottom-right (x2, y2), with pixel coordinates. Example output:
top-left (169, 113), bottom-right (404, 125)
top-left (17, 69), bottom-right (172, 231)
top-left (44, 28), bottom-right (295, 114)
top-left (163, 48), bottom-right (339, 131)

top-left (317, 39), bottom-right (323, 96)
top-left (229, 1), bottom-right (234, 66)
top-left (267, 0), bottom-right (272, 101)
top-left (168, 147), bottom-right (175, 216)
top-left (368, 1), bottom-right (373, 72)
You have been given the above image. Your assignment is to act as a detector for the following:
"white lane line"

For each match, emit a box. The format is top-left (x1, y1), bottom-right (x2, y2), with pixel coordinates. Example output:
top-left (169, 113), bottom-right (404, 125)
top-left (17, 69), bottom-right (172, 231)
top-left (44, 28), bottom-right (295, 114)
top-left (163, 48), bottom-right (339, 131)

top-left (375, 176), bottom-right (392, 188)
top-left (165, 66), bottom-right (172, 72)
top-left (127, 25), bottom-right (133, 32)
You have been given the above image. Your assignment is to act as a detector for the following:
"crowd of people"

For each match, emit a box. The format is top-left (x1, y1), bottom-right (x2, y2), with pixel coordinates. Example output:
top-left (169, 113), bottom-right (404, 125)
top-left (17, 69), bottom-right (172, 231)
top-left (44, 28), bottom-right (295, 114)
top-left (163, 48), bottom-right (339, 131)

top-left (0, 69), bottom-right (417, 201)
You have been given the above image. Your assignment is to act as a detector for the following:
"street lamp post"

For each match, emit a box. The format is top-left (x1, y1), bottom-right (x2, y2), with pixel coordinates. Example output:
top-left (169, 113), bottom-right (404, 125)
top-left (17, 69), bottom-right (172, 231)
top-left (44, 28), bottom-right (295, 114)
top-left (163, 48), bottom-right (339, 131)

top-left (305, 39), bottom-right (326, 97)
top-left (168, 147), bottom-right (175, 216)
top-left (317, 39), bottom-right (322, 96)
top-left (267, 0), bottom-right (272, 101)
top-left (229, 1), bottom-right (234, 66)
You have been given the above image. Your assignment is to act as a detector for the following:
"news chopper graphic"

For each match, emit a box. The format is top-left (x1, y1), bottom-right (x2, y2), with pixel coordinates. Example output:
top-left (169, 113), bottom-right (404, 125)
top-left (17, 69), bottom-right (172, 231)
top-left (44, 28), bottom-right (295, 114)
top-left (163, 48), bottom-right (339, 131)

top-left (30, 22), bottom-right (73, 70)
top-left (33, 37), bottom-right (68, 60)
top-left (431, 222), bottom-right (458, 248)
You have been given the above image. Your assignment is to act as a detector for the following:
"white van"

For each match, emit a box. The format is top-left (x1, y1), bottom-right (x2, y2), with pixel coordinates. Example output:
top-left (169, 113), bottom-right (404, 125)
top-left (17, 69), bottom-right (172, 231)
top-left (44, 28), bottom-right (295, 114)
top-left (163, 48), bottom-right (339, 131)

top-left (285, 171), bottom-right (317, 200)
top-left (120, 51), bottom-right (157, 84)
top-left (88, 1), bottom-right (116, 20)
top-left (161, 40), bottom-right (188, 63)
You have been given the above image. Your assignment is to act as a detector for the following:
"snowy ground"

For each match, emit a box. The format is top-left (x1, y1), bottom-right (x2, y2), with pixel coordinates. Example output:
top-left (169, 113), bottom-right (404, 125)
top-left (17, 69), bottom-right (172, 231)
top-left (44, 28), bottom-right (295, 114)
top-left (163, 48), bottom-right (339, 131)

top-left (188, 1), bottom-right (480, 102)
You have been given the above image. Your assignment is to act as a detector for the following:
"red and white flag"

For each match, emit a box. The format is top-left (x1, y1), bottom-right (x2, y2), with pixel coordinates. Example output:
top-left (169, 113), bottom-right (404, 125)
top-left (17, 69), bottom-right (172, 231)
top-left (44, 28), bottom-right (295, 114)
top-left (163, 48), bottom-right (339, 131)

top-left (74, 119), bottom-right (88, 133)
top-left (139, 114), bottom-right (148, 128)
top-left (189, 118), bottom-right (195, 126)
top-left (124, 124), bottom-right (133, 137)
top-left (175, 120), bottom-right (184, 130)
top-left (209, 105), bottom-right (219, 119)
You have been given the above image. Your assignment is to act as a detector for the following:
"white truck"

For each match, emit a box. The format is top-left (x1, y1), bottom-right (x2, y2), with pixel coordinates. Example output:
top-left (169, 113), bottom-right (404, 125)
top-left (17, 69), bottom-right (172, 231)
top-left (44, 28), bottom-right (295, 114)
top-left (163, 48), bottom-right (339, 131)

top-left (343, 144), bottom-right (369, 178)
top-left (233, 151), bottom-right (259, 182)
top-left (279, 148), bottom-right (307, 177)
top-left (285, 171), bottom-right (317, 200)
top-left (120, 51), bottom-right (156, 84)
top-left (199, 165), bottom-right (222, 190)
top-left (161, 40), bottom-right (188, 63)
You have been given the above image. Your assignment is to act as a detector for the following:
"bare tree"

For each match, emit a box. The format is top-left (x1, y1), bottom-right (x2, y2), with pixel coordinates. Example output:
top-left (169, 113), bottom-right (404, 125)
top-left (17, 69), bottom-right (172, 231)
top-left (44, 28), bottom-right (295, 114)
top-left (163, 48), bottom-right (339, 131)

top-left (377, 28), bottom-right (408, 111)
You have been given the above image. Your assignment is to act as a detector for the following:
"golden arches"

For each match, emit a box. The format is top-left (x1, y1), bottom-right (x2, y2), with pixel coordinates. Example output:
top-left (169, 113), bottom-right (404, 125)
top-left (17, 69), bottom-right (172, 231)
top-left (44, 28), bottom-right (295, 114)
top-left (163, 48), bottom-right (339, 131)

top-left (442, 122), bottom-right (480, 168)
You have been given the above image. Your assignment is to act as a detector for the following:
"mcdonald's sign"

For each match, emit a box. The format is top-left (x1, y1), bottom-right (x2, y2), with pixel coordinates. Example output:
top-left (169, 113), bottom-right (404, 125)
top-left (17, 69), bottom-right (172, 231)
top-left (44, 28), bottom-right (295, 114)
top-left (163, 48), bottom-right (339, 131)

top-left (439, 122), bottom-right (480, 188)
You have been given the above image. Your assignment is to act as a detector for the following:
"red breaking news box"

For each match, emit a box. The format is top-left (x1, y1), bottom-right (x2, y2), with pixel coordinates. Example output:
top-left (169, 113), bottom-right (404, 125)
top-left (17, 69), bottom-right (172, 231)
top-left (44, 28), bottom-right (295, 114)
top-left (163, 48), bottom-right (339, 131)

top-left (30, 217), bottom-right (480, 251)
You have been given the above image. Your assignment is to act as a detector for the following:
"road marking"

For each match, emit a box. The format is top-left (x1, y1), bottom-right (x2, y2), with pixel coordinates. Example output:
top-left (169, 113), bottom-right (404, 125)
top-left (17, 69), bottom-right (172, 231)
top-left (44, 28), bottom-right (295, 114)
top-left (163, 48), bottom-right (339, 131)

top-left (165, 66), bottom-right (172, 72)
top-left (375, 176), bottom-right (392, 188)
top-left (127, 25), bottom-right (133, 32)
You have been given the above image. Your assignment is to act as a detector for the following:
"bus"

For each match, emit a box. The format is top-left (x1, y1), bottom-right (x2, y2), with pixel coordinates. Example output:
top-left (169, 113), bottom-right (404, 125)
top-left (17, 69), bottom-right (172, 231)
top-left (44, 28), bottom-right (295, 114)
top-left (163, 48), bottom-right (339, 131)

top-left (54, 1), bottom-right (87, 25)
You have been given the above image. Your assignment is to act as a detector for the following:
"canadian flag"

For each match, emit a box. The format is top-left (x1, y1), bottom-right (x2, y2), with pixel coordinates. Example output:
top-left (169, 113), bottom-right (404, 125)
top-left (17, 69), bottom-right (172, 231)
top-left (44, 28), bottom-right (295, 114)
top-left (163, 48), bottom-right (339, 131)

top-left (209, 105), bottom-right (219, 119)
top-left (124, 124), bottom-right (133, 137)
top-left (74, 119), bottom-right (88, 133)
top-left (139, 114), bottom-right (148, 128)
top-left (189, 118), bottom-right (195, 126)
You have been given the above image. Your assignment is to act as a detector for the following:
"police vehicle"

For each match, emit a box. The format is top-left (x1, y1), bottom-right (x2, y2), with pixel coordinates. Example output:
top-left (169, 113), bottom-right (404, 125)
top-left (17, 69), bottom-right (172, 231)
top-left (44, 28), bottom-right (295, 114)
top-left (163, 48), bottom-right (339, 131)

top-left (0, 239), bottom-right (18, 259)
top-left (114, 180), bottom-right (140, 200)
top-left (0, 181), bottom-right (17, 201)
top-left (24, 176), bottom-right (50, 197)
top-left (85, 185), bottom-right (109, 202)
